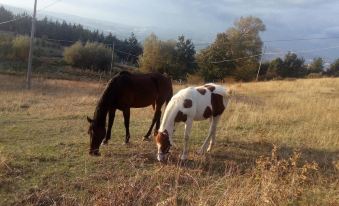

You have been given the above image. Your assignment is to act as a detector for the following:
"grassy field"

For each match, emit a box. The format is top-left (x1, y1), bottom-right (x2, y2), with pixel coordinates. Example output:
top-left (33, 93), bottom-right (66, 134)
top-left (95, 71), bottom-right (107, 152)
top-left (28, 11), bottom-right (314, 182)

top-left (0, 74), bottom-right (338, 205)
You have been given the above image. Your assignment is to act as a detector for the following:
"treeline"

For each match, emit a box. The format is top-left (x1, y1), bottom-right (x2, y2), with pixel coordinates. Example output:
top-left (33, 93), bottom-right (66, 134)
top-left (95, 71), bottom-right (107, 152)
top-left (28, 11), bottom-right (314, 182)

top-left (139, 17), bottom-right (339, 81)
top-left (0, 6), bottom-right (142, 64)
top-left (1, 6), bottom-right (339, 81)
top-left (261, 54), bottom-right (339, 80)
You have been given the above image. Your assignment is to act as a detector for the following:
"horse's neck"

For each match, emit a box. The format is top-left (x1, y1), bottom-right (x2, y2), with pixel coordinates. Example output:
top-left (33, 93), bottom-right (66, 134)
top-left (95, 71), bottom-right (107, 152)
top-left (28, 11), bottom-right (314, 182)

top-left (93, 104), bottom-right (108, 127)
top-left (93, 87), bottom-right (112, 126)
top-left (160, 104), bottom-right (178, 140)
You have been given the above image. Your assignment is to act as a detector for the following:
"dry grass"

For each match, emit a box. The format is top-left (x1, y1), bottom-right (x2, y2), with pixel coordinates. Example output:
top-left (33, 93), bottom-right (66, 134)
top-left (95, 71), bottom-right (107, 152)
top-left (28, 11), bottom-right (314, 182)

top-left (0, 74), bottom-right (338, 205)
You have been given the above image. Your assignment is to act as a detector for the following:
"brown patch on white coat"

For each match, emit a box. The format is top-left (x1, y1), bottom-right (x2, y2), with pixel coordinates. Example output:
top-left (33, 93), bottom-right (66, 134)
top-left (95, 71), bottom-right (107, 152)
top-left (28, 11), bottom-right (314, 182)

top-left (203, 106), bottom-right (212, 119)
top-left (175, 111), bottom-right (187, 122)
top-left (196, 87), bottom-right (206, 95)
top-left (211, 93), bottom-right (225, 116)
top-left (183, 99), bottom-right (193, 108)
top-left (204, 84), bottom-right (216, 92)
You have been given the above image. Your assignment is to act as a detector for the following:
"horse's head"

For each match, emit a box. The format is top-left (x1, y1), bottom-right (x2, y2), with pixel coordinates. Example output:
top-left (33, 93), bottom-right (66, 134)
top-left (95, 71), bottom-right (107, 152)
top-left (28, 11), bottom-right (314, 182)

top-left (155, 129), bottom-right (171, 162)
top-left (87, 116), bottom-right (106, 156)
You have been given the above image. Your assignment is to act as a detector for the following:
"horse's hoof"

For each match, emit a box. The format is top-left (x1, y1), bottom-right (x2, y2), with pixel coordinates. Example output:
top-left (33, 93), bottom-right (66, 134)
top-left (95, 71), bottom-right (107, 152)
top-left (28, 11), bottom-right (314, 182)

top-left (89, 151), bottom-right (101, 156)
top-left (102, 141), bottom-right (108, 145)
top-left (124, 141), bottom-right (130, 145)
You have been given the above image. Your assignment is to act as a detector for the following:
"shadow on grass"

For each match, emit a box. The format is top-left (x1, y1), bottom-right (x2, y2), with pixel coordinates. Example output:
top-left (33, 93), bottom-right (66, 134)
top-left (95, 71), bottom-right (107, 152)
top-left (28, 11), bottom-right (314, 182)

top-left (149, 140), bottom-right (339, 177)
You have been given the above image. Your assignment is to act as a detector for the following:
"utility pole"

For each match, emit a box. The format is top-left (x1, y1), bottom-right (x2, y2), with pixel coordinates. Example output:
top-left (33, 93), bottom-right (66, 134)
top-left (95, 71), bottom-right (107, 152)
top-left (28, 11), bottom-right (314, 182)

top-left (256, 46), bottom-right (266, 82)
top-left (110, 42), bottom-right (115, 77)
top-left (26, 0), bottom-right (38, 89)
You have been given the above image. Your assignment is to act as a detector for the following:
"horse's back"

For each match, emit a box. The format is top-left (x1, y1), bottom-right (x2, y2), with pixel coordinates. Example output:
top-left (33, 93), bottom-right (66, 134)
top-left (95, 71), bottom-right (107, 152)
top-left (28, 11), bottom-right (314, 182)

top-left (110, 71), bottom-right (172, 108)
top-left (168, 84), bottom-right (228, 120)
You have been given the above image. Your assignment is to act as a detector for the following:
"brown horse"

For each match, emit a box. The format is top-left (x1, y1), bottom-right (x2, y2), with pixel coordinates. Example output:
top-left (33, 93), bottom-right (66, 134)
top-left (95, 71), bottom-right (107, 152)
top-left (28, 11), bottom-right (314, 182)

top-left (87, 71), bottom-right (173, 156)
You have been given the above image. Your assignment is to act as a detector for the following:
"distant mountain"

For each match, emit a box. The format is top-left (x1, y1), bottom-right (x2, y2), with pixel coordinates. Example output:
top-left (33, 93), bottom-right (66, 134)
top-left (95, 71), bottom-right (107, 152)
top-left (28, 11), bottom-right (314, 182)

top-left (1, 4), bottom-right (213, 44)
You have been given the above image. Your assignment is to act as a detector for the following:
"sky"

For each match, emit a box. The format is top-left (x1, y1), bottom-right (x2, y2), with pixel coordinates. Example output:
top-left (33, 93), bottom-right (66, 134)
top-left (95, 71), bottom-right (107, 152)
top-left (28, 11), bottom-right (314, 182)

top-left (2, 0), bottom-right (339, 61)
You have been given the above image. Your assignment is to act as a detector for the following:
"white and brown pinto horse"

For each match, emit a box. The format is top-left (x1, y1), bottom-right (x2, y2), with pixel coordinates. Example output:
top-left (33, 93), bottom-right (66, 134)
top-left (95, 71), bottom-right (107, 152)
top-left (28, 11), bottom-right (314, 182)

top-left (155, 83), bottom-right (229, 162)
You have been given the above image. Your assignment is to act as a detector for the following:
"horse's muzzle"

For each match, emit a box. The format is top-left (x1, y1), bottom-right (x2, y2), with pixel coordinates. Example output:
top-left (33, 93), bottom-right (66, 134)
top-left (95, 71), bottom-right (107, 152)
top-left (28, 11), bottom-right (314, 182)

top-left (157, 153), bottom-right (169, 163)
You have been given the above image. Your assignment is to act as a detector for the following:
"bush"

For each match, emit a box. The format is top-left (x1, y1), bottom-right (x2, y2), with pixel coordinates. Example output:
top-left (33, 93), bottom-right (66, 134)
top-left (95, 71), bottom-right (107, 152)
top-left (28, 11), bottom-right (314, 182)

top-left (11, 35), bottom-right (30, 61)
top-left (0, 34), bottom-right (14, 58)
top-left (64, 41), bottom-right (112, 71)
top-left (307, 73), bottom-right (323, 79)
top-left (234, 63), bottom-right (258, 81)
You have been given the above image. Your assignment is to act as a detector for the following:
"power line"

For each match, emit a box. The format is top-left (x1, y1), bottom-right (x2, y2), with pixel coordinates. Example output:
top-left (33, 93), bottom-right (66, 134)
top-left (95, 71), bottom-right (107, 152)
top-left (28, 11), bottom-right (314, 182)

top-left (194, 36), bottom-right (339, 48)
top-left (45, 38), bottom-right (78, 43)
top-left (283, 45), bottom-right (339, 54)
top-left (44, 37), bottom-right (139, 57)
top-left (37, 0), bottom-right (62, 12)
top-left (210, 44), bottom-right (339, 64)
top-left (264, 36), bottom-right (339, 43)
top-left (0, 0), bottom-right (61, 26)
top-left (210, 53), bottom-right (262, 64)
top-left (0, 15), bottom-right (31, 25)
top-left (115, 49), bottom-right (139, 57)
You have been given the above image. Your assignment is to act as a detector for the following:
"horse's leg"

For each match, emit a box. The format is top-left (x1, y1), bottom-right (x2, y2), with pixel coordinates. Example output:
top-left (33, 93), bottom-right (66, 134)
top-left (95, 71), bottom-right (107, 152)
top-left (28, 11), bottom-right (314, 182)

top-left (198, 118), bottom-right (214, 155)
top-left (103, 109), bottom-right (116, 145)
top-left (123, 108), bottom-right (131, 144)
top-left (181, 119), bottom-right (193, 160)
top-left (154, 105), bottom-right (162, 135)
top-left (143, 104), bottom-right (161, 140)
top-left (207, 116), bottom-right (221, 152)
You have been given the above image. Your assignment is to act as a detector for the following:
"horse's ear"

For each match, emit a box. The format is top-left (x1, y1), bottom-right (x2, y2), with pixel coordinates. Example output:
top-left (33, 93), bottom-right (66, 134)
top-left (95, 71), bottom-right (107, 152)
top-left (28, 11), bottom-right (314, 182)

top-left (87, 116), bottom-right (93, 123)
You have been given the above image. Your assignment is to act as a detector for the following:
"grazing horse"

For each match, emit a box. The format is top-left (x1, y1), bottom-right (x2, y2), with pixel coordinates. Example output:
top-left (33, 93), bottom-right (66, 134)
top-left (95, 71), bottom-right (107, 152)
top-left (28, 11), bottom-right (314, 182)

top-left (155, 83), bottom-right (229, 162)
top-left (87, 71), bottom-right (173, 156)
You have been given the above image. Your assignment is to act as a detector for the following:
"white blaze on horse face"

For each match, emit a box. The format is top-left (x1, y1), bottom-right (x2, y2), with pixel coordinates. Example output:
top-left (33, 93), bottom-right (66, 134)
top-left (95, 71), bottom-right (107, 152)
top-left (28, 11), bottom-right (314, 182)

top-left (157, 143), bottom-right (166, 162)
top-left (157, 143), bottom-right (161, 153)
top-left (157, 143), bottom-right (164, 161)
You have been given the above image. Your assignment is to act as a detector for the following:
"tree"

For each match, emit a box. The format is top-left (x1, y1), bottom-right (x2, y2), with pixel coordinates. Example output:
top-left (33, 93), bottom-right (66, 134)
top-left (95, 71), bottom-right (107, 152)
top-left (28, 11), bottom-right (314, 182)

top-left (308, 57), bottom-right (324, 73)
top-left (174, 35), bottom-right (196, 79)
top-left (327, 58), bottom-right (339, 77)
top-left (228, 16), bottom-right (266, 81)
top-left (267, 57), bottom-right (284, 79)
top-left (197, 33), bottom-right (235, 81)
top-left (196, 16), bottom-right (266, 81)
top-left (277, 52), bottom-right (307, 78)
top-left (139, 33), bottom-right (179, 77)
top-left (0, 6), bottom-right (14, 31)
top-left (139, 33), bottom-right (162, 72)
top-left (257, 61), bottom-right (270, 80)
top-left (122, 33), bottom-right (143, 65)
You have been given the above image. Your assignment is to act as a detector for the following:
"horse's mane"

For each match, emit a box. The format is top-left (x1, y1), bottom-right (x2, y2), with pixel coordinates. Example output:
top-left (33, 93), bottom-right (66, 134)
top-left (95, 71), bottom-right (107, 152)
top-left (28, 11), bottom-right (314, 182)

top-left (93, 72), bottom-right (130, 126)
